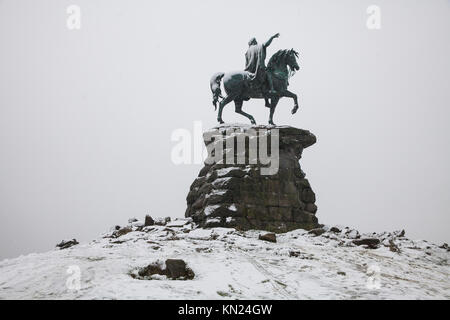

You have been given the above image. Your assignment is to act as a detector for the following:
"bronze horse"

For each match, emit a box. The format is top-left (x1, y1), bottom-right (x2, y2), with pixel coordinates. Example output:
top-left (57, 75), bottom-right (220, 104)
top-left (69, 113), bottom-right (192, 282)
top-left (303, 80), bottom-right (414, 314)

top-left (210, 49), bottom-right (300, 125)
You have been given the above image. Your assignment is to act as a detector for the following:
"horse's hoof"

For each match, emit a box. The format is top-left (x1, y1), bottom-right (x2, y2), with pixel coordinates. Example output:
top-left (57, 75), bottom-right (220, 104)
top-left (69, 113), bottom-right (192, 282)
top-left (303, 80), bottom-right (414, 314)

top-left (291, 105), bottom-right (299, 114)
top-left (250, 120), bottom-right (256, 125)
top-left (268, 121), bottom-right (275, 126)
top-left (218, 119), bottom-right (224, 124)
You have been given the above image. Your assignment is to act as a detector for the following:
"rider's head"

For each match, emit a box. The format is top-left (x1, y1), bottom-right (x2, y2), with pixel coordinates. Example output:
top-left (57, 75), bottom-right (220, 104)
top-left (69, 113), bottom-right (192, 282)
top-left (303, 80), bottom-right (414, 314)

top-left (248, 37), bottom-right (257, 46)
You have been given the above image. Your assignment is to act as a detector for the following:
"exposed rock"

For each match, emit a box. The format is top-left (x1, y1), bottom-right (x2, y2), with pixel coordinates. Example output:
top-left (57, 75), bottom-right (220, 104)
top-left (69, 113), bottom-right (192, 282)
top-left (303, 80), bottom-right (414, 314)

top-left (2, 218), bottom-right (449, 299)
top-left (115, 227), bottom-right (132, 237)
top-left (329, 226), bottom-right (341, 233)
top-left (305, 203), bottom-right (317, 214)
top-left (136, 262), bottom-right (166, 278)
top-left (396, 230), bottom-right (406, 238)
top-left (154, 217), bottom-right (171, 226)
top-left (166, 218), bottom-right (191, 227)
top-left (388, 239), bottom-right (401, 253)
top-left (195, 247), bottom-right (213, 253)
top-left (144, 215), bottom-right (154, 226)
top-left (343, 228), bottom-right (360, 239)
top-left (308, 228), bottom-right (326, 236)
top-left (131, 221), bottom-right (144, 228)
top-left (111, 240), bottom-right (126, 244)
top-left (133, 259), bottom-right (194, 280)
top-left (353, 238), bottom-right (380, 249)
top-left (258, 232), bottom-right (277, 243)
top-left (289, 250), bottom-right (301, 257)
top-left (56, 239), bottom-right (79, 250)
top-left (185, 124), bottom-right (319, 233)
top-left (128, 218), bottom-right (138, 224)
top-left (165, 259), bottom-right (195, 280)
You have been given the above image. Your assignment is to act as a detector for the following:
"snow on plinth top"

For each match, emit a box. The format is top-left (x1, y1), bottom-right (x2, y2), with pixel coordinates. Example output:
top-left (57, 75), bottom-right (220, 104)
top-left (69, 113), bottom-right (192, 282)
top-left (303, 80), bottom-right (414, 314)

top-left (204, 123), bottom-right (317, 149)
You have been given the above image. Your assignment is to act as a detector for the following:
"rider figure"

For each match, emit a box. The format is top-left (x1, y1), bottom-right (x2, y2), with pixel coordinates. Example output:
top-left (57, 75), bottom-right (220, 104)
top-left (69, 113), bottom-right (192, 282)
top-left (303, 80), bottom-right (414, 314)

top-left (244, 33), bottom-right (280, 95)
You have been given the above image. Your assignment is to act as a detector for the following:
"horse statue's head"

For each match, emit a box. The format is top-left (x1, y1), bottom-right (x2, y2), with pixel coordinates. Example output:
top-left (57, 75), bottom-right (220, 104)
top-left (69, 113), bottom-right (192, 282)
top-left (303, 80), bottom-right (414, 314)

top-left (268, 49), bottom-right (300, 77)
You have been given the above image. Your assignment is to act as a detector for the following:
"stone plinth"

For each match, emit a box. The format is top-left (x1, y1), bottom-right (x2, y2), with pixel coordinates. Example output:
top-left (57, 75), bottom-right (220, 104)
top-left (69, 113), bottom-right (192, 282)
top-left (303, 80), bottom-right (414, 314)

top-left (185, 124), bottom-right (319, 232)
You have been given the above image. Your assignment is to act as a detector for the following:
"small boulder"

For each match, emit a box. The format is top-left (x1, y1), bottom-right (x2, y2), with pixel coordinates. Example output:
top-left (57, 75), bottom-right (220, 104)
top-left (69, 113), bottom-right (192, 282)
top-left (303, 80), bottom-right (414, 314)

top-left (308, 228), bottom-right (326, 237)
top-left (144, 215), bottom-right (155, 226)
top-left (115, 227), bottom-right (132, 237)
top-left (133, 260), bottom-right (194, 280)
top-left (166, 218), bottom-right (191, 228)
top-left (131, 221), bottom-right (144, 228)
top-left (394, 229), bottom-right (406, 238)
top-left (329, 226), bottom-right (341, 233)
top-left (258, 232), bottom-right (277, 243)
top-left (154, 217), bottom-right (171, 226)
top-left (353, 238), bottom-right (380, 249)
top-left (165, 259), bottom-right (195, 280)
top-left (289, 250), bottom-right (301, 257)
top-left (137, 262), bottom-right (166, 278)
top-left (56, 239), bottom-right (79, 250)
top-left (388, 240), bottom-right (401, 253)
top-left (345, 229), bottom-right (360, 239)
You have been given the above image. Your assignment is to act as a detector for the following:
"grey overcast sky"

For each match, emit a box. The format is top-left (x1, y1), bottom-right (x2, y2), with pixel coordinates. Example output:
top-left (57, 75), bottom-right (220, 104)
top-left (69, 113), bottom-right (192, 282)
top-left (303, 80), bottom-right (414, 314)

top-left (0, 0), bottom-right (449, 259)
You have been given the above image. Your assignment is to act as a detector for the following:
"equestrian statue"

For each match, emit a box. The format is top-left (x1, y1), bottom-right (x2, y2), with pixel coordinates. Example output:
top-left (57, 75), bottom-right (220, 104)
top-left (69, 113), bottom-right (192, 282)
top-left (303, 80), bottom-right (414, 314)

top-left (210, 33), bottom-right (300, 125)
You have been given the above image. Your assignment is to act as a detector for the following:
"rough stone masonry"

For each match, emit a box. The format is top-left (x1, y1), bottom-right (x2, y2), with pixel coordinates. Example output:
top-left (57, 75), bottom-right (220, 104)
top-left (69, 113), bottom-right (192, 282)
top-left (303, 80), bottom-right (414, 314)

top-left (185, 124), bottom-right (319, 232)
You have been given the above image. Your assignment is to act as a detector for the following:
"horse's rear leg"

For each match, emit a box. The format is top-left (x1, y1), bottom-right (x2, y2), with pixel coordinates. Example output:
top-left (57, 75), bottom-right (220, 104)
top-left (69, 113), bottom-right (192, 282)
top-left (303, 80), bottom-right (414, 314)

top-left (235, 100), bottom-right (256, 125)
top-left (217, 95), bottom-right (234, 124)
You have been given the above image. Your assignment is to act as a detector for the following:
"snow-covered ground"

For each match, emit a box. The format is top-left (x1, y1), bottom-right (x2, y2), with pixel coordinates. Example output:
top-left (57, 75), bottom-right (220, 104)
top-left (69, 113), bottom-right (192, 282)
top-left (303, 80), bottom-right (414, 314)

top-left (0, 219), bottom-right (448, 300)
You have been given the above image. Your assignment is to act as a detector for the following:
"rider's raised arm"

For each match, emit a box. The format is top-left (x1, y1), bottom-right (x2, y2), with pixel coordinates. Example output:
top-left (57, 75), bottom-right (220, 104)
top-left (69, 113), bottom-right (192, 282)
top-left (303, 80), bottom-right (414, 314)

top-left (264, 33), bottom-right (280, 48)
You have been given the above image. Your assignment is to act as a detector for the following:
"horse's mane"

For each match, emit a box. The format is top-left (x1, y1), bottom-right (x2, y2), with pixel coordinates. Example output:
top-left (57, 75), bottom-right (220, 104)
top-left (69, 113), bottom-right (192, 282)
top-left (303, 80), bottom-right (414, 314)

top-left (267, 49), bottom-right (299, 76)
top-left (267, 49), bottom-right (288, 69)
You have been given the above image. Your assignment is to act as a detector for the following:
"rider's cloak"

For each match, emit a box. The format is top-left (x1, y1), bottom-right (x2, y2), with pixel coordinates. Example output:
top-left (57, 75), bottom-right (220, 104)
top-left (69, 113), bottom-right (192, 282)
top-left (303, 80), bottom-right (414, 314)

top-left (244, 43), bottom-right (267, 84)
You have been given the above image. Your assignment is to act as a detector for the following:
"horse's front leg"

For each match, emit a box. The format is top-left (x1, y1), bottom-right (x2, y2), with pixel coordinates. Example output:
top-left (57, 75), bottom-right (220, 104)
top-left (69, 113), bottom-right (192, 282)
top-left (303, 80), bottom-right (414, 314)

top-left (280, 90), bottom-right (299, 114)
top-left (268, 96), bottom-right (280, 125)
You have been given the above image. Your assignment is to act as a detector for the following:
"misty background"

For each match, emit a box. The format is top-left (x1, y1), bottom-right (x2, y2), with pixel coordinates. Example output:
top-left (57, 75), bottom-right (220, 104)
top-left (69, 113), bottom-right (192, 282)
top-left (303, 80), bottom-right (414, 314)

top-left (0, 0), bottom-right (449, 260)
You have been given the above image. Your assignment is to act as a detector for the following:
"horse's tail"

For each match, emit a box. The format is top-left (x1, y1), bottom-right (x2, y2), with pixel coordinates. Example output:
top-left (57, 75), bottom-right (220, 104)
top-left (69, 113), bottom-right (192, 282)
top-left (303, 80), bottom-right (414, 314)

top-left (210, 72), bottom-right (225, 110)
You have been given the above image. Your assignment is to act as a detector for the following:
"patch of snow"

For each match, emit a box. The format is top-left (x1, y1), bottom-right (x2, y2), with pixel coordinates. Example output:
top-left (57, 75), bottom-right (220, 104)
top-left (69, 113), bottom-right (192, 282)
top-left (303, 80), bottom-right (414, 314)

top-left (187, 228), bottom-right (213, 240)
top-left (204, 218), bottom-right (221, 227)
top-left (153, 217), bottom-right (170, 225)
top-left (130, 221), bottom-right (144, 228)
top-left (205, 189), bottom-right (227, 199)
top-left (216, 167), bottom-right (240, 177)
top-left (166, 218), bottom-right (191, 228)
top-left (211, 228), bottom-right (235, 238)
top-left (204, 205), bottom-right (220, 216)
top-left (0, 222), bottom-right (448, 300)
top-left (212, 177), bottom-right (233, 188)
